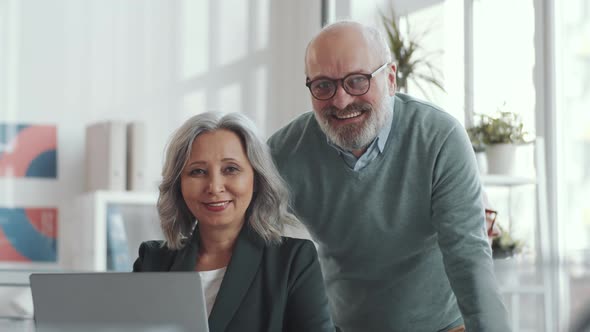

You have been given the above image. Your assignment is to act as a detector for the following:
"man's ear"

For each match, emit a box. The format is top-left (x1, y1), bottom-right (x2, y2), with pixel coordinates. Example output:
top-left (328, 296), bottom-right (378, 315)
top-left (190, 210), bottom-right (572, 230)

top-left (388, 63), bottom-right (397, 96)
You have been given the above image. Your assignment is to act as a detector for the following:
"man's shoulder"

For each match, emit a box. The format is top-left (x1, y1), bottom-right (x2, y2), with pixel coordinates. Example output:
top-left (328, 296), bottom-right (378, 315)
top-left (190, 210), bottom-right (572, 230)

top-left (268, 112), bottom-right (316, 142)
top-left (395, 93), bottom-right (461, 132)
top-left (267, 111), bottom-right (318, 155)
top-left (396, 93), bottom-right (458, 122)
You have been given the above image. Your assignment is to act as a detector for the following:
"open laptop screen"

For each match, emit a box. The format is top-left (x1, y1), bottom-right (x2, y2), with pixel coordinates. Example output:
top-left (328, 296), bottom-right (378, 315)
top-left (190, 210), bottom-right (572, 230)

top-left (30, 272), bottom-right (209, 332)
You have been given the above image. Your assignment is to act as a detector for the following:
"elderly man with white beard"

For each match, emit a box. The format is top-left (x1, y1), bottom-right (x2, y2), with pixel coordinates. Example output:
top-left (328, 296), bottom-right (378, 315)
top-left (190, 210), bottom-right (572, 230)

top-left (268, 21), bottom-right (510, 332)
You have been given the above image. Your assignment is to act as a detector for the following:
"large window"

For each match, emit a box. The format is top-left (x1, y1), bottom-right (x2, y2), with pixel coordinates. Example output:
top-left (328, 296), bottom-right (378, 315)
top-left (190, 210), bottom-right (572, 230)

top-left (473, 0), bottom-right (536, 135)
top-left (555, 1), bottom-right (590, 257)
top-left (403, 0), bottom-right (465, 125)
top-left (179, 0), bottom-right (271, 133)
top-left (473, 0), bottom-right (537, 250)
top-left (350, 0), bottom-right (465, 124)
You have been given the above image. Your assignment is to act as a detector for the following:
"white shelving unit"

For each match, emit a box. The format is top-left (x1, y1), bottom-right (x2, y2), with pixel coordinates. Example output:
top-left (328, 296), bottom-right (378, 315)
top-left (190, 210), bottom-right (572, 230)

top-left (483, 138), bottom-right (556, 332)
top-left (481, 175), bottom-right (536, 187)
top-left (59, 191), bottom-right (161, 272)
top-left (481, 175), bottom-right (536, 247)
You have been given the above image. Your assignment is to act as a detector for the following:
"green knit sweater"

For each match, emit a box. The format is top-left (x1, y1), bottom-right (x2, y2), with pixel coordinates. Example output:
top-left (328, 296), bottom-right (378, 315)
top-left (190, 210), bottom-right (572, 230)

top-left (268, 94), bottom-right (510, 332)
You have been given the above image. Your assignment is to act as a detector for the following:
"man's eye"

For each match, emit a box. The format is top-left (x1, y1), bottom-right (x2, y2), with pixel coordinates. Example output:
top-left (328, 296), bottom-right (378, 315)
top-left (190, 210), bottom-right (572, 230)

top-left (314, 80), bottom-right (334, 91)
top-left (346, 75), bottom-right (368, 89)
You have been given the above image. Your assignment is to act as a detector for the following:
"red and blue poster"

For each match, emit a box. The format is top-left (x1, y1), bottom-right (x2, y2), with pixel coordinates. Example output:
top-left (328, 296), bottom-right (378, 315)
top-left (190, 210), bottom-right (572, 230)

top-left (0, 207), bottom-right (57, 262)
top-left (0, 124), bottom-right (57, 178)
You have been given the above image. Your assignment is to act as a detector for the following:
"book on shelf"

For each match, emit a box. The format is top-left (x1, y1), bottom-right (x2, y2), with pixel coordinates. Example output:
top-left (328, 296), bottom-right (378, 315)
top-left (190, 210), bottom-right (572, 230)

top-left (85, 121), bottom-right (127, 191)
top-left (126, 121), bottom-right (147, 191)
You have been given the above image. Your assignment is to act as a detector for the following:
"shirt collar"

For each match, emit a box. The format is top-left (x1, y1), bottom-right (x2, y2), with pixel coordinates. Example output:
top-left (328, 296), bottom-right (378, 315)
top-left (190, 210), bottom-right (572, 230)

top-left (325, 97), bottom-right (395, 154)
top-left (375, 105), bottom-right (393, 153)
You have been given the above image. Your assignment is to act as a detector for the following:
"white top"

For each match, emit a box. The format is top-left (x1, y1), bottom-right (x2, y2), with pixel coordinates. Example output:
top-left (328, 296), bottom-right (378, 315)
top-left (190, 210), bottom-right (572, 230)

top-left (198, 267), bottom-right (227, 316)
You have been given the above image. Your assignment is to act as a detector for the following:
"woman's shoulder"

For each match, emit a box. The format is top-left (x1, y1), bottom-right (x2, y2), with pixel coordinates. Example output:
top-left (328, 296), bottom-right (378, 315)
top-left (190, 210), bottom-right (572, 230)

top-left (266, 237), bottom-right (318, 259)
top-left (140, 239), bottom-right (164, 247)
top-left (138, 240), bottom-right (167, 252)
top-left (262, 237), bottom-right (323, 285)
top-left (133, 240), bottom-right (182, 272)
top-left (136, 240), bottom-right (177, 262)
top-left (279, 236), bottom-right (315, 247)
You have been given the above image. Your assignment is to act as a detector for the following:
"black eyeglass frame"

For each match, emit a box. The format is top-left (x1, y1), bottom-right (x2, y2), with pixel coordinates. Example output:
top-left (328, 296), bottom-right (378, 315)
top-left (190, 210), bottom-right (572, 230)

top-left (305, 62), bottom-right (390, 100)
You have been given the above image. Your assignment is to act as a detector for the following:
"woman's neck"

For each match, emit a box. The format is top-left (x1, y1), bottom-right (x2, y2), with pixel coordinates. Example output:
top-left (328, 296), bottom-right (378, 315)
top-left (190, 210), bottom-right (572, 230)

top-left (195, 223), bottom-right (242, 271)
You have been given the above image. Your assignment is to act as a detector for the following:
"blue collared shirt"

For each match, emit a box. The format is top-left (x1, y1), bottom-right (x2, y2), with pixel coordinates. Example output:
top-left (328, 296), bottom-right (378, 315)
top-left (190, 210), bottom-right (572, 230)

top-left (327, 100), bottom-right (394, 171)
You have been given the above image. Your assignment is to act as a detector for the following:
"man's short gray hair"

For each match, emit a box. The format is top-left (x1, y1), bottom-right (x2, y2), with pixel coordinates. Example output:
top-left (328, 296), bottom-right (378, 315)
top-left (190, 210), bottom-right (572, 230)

top-left (159, 112), bottom-right (299, 249)
top-left (304, 20), bottom-right (392, 75)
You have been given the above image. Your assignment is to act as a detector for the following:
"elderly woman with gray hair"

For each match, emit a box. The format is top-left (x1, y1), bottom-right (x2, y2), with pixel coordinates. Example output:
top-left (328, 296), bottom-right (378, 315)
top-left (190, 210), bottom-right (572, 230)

top-left (133, 112), bottom-right (335, 332)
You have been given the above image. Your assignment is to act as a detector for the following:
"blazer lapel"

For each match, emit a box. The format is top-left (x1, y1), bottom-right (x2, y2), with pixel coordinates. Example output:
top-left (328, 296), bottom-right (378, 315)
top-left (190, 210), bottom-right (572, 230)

top-left (208, 225), bottom-right (265, 332)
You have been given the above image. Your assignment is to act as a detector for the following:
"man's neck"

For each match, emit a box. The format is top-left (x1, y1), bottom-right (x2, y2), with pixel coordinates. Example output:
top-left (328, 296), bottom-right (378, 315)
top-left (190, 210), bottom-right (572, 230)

top-left (351, 147), bottom-right (368, 158)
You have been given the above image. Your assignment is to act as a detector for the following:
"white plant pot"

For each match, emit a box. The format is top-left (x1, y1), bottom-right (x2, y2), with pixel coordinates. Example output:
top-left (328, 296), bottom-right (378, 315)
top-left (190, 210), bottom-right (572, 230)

top-left (486, 143), bottom-right (517, 175)
top-left (475, 152), bottom-right (488, 174)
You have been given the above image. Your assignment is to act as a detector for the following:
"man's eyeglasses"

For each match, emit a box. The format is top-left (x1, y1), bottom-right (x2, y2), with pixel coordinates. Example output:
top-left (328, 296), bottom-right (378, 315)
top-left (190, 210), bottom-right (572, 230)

top-left (305, 63), bottom-right (389, 100)
top-left (485, 209), bottom-right (498, 236)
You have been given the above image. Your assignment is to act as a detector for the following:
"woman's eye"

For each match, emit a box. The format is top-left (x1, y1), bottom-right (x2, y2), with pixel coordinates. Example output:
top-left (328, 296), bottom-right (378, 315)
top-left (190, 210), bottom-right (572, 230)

top-left (224, 166), bottom-right (240, 174)
top-left (189, 168), bottom-right (206, 176)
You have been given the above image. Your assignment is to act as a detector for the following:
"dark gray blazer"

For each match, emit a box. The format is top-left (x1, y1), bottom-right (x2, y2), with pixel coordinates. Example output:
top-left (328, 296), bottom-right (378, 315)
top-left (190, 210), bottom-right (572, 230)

top-left (133, 225), bottom-right (335, 332)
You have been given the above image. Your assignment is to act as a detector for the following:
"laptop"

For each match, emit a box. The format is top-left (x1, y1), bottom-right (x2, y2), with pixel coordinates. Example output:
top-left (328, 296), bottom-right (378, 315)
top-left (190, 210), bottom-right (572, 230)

top-left (30, 272), bottom-right (209, 332)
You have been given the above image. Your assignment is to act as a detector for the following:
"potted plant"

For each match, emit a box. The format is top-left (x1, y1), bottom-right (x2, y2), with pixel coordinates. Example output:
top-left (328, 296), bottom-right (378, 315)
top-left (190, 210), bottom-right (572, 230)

top-left (467, 110), bottom-right (530, 175)
top-left (492, 224), bottom-right (523, 259)
top-left (380, 8), bottom-right (444, 96)
top-left (466, 124), bottom-right (488, 173)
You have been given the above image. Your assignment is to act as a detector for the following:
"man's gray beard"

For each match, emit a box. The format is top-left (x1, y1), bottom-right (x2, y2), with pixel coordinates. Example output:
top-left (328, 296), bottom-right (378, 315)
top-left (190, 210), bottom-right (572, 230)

top-left (315, 96), bottom-right (393, 151)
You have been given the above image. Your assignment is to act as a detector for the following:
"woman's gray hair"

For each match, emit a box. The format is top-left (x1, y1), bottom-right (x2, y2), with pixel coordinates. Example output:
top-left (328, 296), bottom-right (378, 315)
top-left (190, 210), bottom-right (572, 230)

top-left (159, 112), bottom-right (299, 249)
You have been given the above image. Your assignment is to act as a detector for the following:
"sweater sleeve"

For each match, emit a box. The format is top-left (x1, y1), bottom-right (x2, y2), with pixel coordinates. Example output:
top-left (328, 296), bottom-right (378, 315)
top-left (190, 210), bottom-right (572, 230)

top-left (283, 240), bottom-right (336, 332)
top-left (431, 126), bottom-right (511, 331)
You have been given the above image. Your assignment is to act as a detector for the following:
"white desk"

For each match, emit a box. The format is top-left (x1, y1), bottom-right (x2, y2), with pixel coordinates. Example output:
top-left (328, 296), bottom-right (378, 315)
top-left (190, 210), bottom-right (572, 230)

top-left (0, 317), bottom-right (34, 331)
top-left (0, 268), bottom-right (63, 323)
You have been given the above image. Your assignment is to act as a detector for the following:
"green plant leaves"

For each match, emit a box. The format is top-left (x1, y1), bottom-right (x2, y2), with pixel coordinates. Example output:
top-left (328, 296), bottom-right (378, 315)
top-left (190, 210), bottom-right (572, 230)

top-left (380, 7), bottom-right (445, 96)
top-left (467, 111), bottom-right (529, 148)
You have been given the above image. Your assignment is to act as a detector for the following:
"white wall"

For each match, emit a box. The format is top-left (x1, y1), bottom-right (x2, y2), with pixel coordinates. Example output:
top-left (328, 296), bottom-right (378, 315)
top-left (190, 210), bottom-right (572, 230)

top-left (1, 0), bottom-right (177, 211)
top-left (334, 0), bottom-right (445, 23)
top-left (177, 0), bottom-right (320, 136)
top-left (0, 0), bottom-right (320, 214)
top-left (266, 0), bottom-right (321, 133)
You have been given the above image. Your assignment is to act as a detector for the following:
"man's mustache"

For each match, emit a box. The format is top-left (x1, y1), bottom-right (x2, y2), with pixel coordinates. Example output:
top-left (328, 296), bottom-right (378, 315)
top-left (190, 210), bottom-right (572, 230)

top-left (323, 103), bottom-right (372, 116)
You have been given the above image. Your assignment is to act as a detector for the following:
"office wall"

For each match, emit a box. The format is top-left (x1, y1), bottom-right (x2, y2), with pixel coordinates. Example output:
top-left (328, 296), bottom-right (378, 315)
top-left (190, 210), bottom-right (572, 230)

top-left (0, 0), bottom-right (320, 267)
top-left (0, 0), bottom-right (320, 212)
top-left (334, 0), bottom-right (445, 23)
top-left (0, 0), bottom-right (180, 211)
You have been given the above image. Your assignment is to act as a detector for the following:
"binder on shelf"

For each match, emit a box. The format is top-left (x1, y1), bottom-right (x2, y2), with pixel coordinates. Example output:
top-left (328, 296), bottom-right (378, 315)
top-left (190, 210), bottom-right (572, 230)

top-left (85, 121), bottom-right (127, 191)
top-left (126, 122), bottom-right (147, 191)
